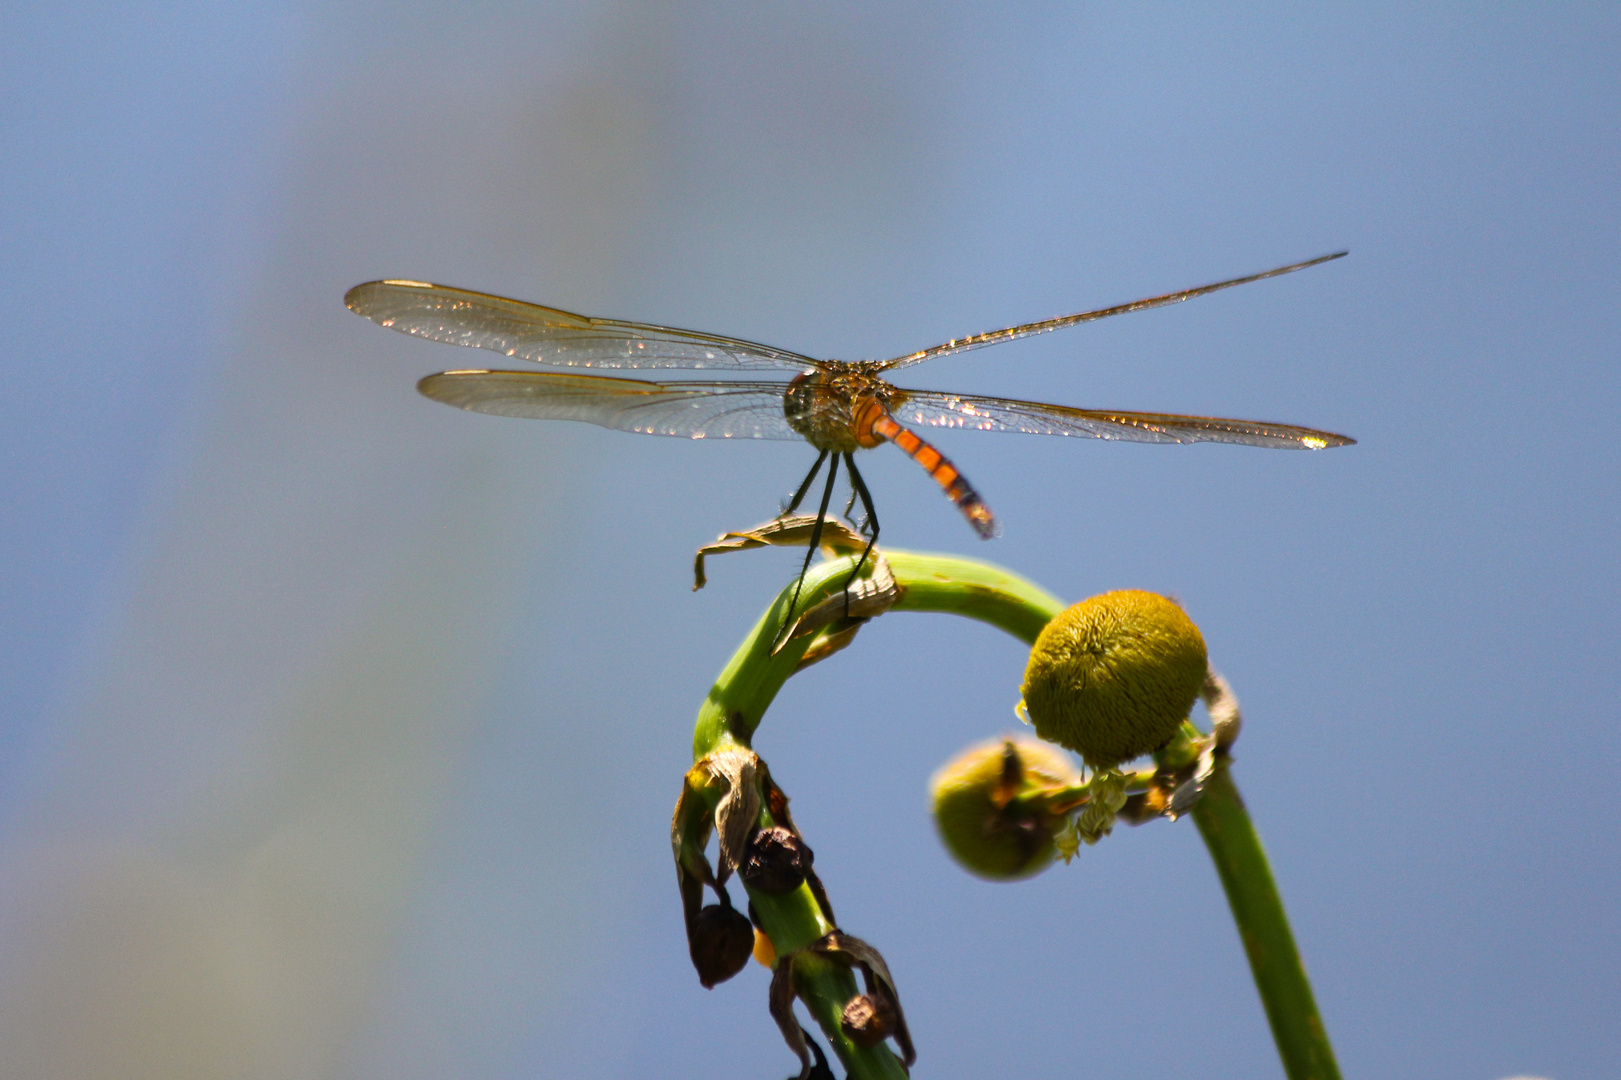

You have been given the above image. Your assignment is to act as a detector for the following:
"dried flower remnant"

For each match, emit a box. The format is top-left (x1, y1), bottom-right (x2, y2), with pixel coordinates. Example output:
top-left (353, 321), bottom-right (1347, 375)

top-left (671, 747), bottom-right (771, 987)
top-left (743, 826), bottom-right (816, 895)
top-left (769, 930), bottom-right (915, 1077)
top-left (841, 992), bottom-right (898, 1048)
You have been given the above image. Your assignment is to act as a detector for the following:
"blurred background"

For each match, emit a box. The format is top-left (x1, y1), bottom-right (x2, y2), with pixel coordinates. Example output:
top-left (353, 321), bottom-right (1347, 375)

top-left (2, 3), bottom-right (1616, 1078)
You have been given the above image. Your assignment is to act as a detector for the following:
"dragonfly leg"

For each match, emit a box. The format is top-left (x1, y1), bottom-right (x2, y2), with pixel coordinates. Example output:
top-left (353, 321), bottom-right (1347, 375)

top-left (783, 449), bottom-right (830, 515)
top-left (779, 452), bottom-right (840, 644)
top-left (841, 453), bottom-right (881, 614)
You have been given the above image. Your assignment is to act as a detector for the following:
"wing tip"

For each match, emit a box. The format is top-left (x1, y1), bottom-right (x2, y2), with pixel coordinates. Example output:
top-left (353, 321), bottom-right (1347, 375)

top-left (343, 281), bottom-right (378, 312)
top-left (416, 369), bottom-right (488, 395)
top-left (1279, 250), bottom-right (1348, 277)
top-left (344, 278), bottom-right (438, 314)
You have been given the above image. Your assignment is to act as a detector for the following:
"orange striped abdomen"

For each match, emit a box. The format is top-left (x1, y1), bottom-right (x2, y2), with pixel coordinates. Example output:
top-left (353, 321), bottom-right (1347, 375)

top-left (862, 405), bottom-right (998, 539)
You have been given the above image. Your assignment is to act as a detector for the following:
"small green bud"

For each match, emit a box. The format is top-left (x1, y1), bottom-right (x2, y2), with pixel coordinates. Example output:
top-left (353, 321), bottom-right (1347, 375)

top-left (1020, 590), bottom-right (1207, 769)
top-left (930, 737), bottom-right (1081, 880)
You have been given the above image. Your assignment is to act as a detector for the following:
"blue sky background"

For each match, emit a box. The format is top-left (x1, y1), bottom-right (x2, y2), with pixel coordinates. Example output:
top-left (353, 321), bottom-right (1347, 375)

top-left (1, 3), bottom-right (1616, 1078)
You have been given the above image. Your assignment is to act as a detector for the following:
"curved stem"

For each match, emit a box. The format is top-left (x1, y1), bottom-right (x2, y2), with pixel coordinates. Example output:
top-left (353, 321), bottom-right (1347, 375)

top-left (1191, 766), bottom-right (1343, 1080)
top-left (691, 548), bottom-right (1339, 1080)
top-left (885, 550), bottom-right (1065, 636)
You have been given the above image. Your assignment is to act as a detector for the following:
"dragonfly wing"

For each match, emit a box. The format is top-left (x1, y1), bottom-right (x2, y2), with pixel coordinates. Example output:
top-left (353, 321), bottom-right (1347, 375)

top-left (878, 253), bottom-right (1346, 371)
top-left (347, 280), bottom-right (820, 372)
top-left (891, 390), bottom-right (1356, 448)
top-left (417, 370), bottom-right (805, 440)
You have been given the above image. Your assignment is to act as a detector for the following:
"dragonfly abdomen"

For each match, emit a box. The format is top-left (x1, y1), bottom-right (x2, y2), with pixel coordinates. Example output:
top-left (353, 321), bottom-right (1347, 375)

top-left (868, 412), bottom-right (998, 539)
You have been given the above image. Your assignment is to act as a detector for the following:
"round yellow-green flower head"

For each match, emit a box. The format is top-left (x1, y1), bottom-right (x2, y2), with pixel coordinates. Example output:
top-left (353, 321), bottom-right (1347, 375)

top-left (930, 737), bottom-right (1080, 880)
top-left (1020, 590), bottom-right (1207, 769)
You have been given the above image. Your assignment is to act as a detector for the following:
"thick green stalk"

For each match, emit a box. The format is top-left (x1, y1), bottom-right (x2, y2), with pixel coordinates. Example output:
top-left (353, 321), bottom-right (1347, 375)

top-left (692, 557), bottom-right (863, 758)
top-left (692, 548), bottom-right (1338, 1080)
top-left (690, 556), bottom-right (910, 1078)
top-left (1191, 767), bottom-right (1343, 1080)
top-left (885, 550), bottom-right (1065, 635)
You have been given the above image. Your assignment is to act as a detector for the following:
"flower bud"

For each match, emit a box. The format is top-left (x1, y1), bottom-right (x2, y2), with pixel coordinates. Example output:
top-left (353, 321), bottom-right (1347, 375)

top-left (930, 737), bottom-right (1080, 880)
top-left (1020, 590), bottom-right (1207, 769)
top-left (688, 901), bottom-right (755, 988)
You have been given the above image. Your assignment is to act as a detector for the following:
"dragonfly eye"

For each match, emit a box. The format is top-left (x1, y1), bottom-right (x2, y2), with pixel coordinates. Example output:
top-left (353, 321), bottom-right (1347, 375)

top-left (782, 375), bottom-right (818, 426)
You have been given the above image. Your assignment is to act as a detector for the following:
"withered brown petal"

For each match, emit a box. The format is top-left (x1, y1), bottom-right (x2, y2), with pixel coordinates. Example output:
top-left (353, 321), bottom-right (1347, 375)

top-left (676, 862), bottom-right (706, 933)
top-left (818, 932), bottom-right (915, 1067)
top-left (991, 739), bottom-right (1025, 808)
top-left (670, 774), bottom-right (716, 876)
top-left (804, 1038), bottom-right (836, 1080)
top-left (768, 960), bottom-right (811, 1080)
top-left (1166, 737), bottom-right (1217, 820)
top-left (694, 514), bottom-right (869, 592)
top-left (1202, 668), bottom-right (1243, 750)
top-left (776, 553), bottom-right (898, 649)
top-left (792, 621), bottom-right (865, 673)
top-left (700, 748), bottom-right (762, 882)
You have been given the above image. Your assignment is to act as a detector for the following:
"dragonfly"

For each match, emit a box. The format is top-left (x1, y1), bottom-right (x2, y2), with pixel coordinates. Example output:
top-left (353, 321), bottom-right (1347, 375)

top-left (346, 252), bottom-right (1354, 632)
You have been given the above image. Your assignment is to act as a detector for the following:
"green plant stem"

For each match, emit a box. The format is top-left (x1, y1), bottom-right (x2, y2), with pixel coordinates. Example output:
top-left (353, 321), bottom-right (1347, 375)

top-left (1191, 766), bottom-right (1343, 1080)
top-left (793, 953), bottom-right (909, 1080)
top-left (691, 548), bottom-right (1338, 1080)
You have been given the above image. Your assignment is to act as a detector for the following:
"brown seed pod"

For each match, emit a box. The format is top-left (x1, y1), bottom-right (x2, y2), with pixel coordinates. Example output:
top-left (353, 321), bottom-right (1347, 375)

top-left (688, 901), bottom-right (755, 988)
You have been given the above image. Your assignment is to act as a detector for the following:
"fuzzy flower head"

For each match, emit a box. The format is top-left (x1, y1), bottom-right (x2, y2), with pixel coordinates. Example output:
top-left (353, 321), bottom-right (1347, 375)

top-left (1020, 590), bottom-right (1208, 770)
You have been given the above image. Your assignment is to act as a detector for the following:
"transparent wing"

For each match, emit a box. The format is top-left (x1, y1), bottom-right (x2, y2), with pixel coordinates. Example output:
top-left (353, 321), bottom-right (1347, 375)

top-left (417, 370), bottom-right (805, 440)
top-left (889, 389), bottom-right (1356, 448)
top-left (878, 253), bottom-right (1346, 371)
top-left (347, 280), bottom-right (820, 372)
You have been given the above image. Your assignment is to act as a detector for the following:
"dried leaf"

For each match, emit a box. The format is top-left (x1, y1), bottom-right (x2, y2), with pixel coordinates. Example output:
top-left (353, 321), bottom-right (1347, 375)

top-left (1166, 737), bottom-right (1217, 820)
top-left (804, 1038), bottom-right (835, 1080)
top-left (693, 515), bottom-right (868, 590)
top-left (671, 775), bottom-right (717, 931)
top-left (792, 622), bottom-right (864, 672)
top-left (671, 774), bottom-right (715, 871)
top-left (699, 748), bottom-right (762, 883)
top-left (775, 554), bottom-right (898, 649)
top-left (768, 959), bottom-right (811, 1079)
top-left (815, 931), bottom-right (915, 1067)
top-left (1202, 668), bottom-right (1242, 750)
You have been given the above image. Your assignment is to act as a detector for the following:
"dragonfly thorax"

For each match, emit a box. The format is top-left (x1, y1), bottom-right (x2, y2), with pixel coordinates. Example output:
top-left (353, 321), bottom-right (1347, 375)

top-left (782, 363), bottom-right (897, 453)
